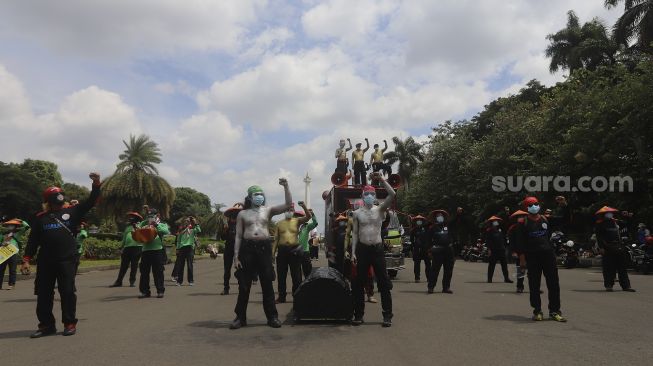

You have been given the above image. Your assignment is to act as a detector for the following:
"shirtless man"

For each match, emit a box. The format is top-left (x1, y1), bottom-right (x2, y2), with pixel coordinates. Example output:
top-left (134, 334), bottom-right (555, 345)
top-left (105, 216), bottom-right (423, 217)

top-left (370, 140), bottom-right (388, 175)
top-left (230, 179), bottom-right (292, 330)
top-left (351, 138), bottom-right (370, 186)
top-left (351, 172), bottom-right (396, 327)
top-left (335, 138), bottom-right (353, 174)
top-left (272, 201), bottom-right (311, 303)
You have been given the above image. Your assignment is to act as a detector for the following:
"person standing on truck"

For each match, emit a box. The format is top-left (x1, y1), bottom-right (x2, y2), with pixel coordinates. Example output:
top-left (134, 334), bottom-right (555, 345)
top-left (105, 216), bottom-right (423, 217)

top-left (351, 173), bottom-right (396, 327)
top-left (335, 138), bottom-right (353, 174)
top-left (351, 139), bottom-right (370, 186)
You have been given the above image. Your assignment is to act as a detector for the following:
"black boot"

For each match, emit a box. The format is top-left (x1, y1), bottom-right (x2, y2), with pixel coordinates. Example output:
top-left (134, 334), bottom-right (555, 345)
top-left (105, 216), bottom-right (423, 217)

top-left (229, 318), bottom-right (247, 329)
top-left (30, 326), bottom-right (57, 338)
top-left (267, 318), bottom-right (282, 328)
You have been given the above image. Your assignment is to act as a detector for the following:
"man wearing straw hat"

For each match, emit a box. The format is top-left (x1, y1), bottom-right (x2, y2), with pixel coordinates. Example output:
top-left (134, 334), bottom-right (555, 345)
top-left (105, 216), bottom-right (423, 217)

top-left (594, 206), bottom-right (636, 292)
top-left (483, 216), bottom-right (513, 284)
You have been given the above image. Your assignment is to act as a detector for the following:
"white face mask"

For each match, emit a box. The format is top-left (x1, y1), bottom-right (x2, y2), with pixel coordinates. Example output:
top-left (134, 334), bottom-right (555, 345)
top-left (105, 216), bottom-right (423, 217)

top-left (492, 221), bottom-right (500, 227)
top-left (285, 211), bottom-right (293, 219)
top-left (436, 215), bottom-right (444, 223)
top-left (604, 212), bottom-right (613, 219)
top-left (416, 221), bottom-right (423, 226)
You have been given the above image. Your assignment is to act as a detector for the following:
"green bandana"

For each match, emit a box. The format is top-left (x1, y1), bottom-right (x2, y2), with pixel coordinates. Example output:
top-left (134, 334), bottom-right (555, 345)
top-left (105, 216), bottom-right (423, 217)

top-left (247, 185), bottom-right (264, 196)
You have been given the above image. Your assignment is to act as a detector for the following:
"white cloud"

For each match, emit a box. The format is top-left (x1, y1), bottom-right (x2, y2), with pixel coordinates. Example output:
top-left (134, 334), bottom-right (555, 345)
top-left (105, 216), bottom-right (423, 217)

top-left (0, 0), bottom-right (268, 57)
top-left (302, 0), bottom-right (398, 43)
top-left (240, 27), bottom-right (294, 61)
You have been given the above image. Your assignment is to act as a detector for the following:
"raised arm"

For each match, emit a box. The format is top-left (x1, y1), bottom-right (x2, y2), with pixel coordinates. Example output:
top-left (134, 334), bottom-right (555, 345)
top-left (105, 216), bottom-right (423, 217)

top-left (378, 174), bottom-right (396, 212)
top-left (382, 140), bottom-right (388, 153)
top-left (296, 202), bottom-right (311, 225)
top-left (75, 172), bottom-right (102, 216)
top-left (269, 178), bottom-right (292, 216)
top-left (363, 138), bottom-right (370, 153)
top-left (346, 138), bottom-right (353, 152)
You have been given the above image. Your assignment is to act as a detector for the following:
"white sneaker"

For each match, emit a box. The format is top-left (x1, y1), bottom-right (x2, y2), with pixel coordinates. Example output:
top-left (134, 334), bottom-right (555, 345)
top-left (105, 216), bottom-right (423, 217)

top-left (189, 282), bottom-right (194, 286)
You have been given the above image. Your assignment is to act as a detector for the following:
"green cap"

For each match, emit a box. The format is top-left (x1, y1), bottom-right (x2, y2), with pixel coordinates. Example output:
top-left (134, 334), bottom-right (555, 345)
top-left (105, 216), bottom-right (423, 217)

top-left (247, 185), bottom-right (264, 196)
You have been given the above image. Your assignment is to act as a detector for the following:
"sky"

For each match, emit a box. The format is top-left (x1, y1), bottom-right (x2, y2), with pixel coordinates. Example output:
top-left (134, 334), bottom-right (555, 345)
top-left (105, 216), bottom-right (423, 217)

top-left (0, 0), bottom-right (622, 231)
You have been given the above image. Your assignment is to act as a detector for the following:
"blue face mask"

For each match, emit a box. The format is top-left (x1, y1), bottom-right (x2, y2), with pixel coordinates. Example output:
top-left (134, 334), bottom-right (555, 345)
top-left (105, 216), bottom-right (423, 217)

top-left (363, 195), bottom-right (375, 206)
top-left (604, 213), bottom-right (613, 219)
top-left (252, 195), bottom-right (265, 207)
top-left (436, 215), bottom-right (444, 223)
top-left (528, 205), bottom-right (540, 214)
top-left (416, 221), bottom-right (423, 226)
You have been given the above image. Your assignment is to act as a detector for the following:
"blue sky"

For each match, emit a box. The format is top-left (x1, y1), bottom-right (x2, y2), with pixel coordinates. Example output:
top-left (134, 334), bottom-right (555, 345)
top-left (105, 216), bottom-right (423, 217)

top-left (0, 0), bottom-right (622, 231)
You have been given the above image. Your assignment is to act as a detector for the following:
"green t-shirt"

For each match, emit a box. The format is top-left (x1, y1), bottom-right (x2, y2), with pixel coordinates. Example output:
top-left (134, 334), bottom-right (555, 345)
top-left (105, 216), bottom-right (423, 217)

top-left (176, 225), bottom-right (201, 249)
top-left (298, 213), bottom-right (318, 252)
top-left (76, 229), bottom-right (88, 255)
top-left (139, 221), bottom-right (170, 252)
top-left (122, 226), bottom-right (143, 248)
top-left (2, 220), bottom-right (30, 250)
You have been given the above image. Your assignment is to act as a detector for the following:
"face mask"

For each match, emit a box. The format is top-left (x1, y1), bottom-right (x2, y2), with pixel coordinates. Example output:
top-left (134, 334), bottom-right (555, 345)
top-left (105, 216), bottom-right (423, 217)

top-left (436, 215), bottom-right (444, 223)
top-left (492, 221), bottom-right (500, 227)
top-left (252, 195), bottom-right (265, 207)
top-left (363, 195), bottom-right (375, 206)
top-left (339, 221), bottom-right (346, 227)
top-left (285, 212), bottom-right (293, 219)
top-left (528, 205), bottom-right (540, 214)
top-left (416, 221), bottom-right (423, 226)
top-left (604, 213), bottom-right (613, 219)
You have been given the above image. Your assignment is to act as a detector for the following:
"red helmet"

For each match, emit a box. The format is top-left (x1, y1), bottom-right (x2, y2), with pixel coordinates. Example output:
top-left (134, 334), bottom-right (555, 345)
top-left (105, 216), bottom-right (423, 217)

top-left (521, 196), bottom-right (539, 209)
top-left (42, 187), bottom-right (64, 203)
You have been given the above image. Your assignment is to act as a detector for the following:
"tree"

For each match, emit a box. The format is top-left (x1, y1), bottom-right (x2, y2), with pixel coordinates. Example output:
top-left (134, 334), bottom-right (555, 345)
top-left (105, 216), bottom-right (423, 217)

top-left (201, 203), bottom-right (227, 239)
top-left (545, 11), bottom-right (617, 73)
top-left (383, 136), bottom-right (424, 190)
top-left (170, 187), bottom-right (212, 225)
top-left (62, 182), bottom-right (90, 201)
top-left (0, 162), bottom-right (43, 219)
top-left (98, 135), bottom-right (175, 220)
top-left (605, 0), bottom-right (653, 51)
top-left (19, 159), bottom-right (64, 189)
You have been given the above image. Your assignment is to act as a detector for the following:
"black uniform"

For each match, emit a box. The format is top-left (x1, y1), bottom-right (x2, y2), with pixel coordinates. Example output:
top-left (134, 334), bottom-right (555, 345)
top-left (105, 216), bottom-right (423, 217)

top-left (428, 223), bottom-right (455, 291)
top-left (513, 216), bottom-right (562, 315)
top-left (410, 225), bottom-right (432, 282)
top-left (595, 219), bottom-right (632, 290)
top-left (330, 224), bottom-right (347, 274)
top-left (221, 220), bottom-right (237, 294)
top-left (24, 184), bottom-right (100, 328)
top-left (508, 224), bottom-right (525, 291)
top-left (483, 227), bottom-right (511, 283)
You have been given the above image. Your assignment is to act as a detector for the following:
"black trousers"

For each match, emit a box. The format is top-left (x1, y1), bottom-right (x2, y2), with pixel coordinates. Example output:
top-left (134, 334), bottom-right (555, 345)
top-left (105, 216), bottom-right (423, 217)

top-left (310, 246), bottom-right (319, 259)
top-left (301, 251), bottom-right (312, 278)
top-left (330, 242), bottom-right (345, 275)
top-left (428, 247), bottom-right (454, 290)
top-left (234, 240), bottom-right (278, 321)
top-left (139, 250), bottom-right (165, 295)
top-left (115, 246), bottom-right (142, 285)
top-left (36, 259), bottom-right (77, 327)
top-left (223, 242), bottom-right (234, 291)
top-left (0, 253), bottom-right (18, 287)
top-left (352, 243), bottom-right (392, 319)
top-left (176, 246), bottom-right (194, 284)
top-left (516, 263), bottom-right (525, 290)
top-left (336, 159), bottom-right (348, 174)
top-left (413, 247), bottom-right (431, 281)
top-left (353, 161), bottom-right (367, 186)
top-left (525, 251), bottom-right (561, 314)
top-left (602, 250), bottom-right (631, 289)
top-left (488, 253), bottom-right (510, 282)
top-left (276, 246), bottom-right (303, 299)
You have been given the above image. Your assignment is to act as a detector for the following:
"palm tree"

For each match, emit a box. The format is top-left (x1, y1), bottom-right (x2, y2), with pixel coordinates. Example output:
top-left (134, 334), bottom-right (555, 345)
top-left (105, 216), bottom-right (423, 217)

top-left (605, 0), bottom-right (653, 50)
top-left (98, 134), bottom-right (175, 220)
top-left (383, 136), bottom-right (424, 190)
top-left (545, 11), bottom-right (617, 73)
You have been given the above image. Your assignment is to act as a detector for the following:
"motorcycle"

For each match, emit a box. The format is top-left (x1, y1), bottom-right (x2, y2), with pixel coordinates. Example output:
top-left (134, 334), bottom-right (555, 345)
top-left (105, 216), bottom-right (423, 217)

top-left (558, 240), bottom-right (579, 268)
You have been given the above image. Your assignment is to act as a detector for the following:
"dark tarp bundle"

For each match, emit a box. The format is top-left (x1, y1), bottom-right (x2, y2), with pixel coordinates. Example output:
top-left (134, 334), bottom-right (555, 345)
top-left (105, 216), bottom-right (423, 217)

top-left (293, 266), bottom-right (353, 321)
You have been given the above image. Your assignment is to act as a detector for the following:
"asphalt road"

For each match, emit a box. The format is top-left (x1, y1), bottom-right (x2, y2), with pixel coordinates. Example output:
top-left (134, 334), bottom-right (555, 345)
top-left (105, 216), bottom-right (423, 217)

top-left (1, 257), bottom-right (650, 366)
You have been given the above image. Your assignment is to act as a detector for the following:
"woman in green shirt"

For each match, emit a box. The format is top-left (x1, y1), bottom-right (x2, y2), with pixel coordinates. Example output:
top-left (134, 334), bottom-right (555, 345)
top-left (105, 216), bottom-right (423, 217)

top-left (137, 210), bottom-right (170, 298)
top-left (1, 218), bottom-right (30, 290)
top-left (110, 212), bottom-right (144, 287)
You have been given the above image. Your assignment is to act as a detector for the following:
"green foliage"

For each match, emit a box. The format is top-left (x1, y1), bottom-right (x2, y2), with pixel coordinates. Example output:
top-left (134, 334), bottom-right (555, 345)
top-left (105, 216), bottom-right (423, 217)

top-left (19, 159), bottom-right (64, 189)
top-left (62, 182), bottom-right (90, 201)
top-left (383, 136), bottom-right (424, 190)
top-left (170, 187), bottom-right (212, 224)
top-left (83, 237), bottom-right (121, 259)
top-left (0, 162), bottom-right (43, 219)
top-left (402, 62), bottom-right (653, 234)
top-left (98, 134), bottom-right (175, 219)
top-left (605, 0), bottom-right (653, 50)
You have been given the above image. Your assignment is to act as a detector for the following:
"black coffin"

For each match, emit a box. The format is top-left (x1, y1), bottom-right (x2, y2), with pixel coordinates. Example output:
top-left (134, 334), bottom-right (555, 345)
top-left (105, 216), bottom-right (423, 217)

top-left (293, 267), bottom-right (353, 321)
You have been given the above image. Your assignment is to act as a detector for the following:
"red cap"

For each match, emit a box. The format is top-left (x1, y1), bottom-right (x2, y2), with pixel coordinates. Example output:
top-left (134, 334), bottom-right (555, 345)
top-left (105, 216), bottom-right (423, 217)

top-left (521, 196), bottom-right (539, 209)
top-left (42, 187), bottom-right (63, 202)
top-left (362, 185), bottom-right (376, 193)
